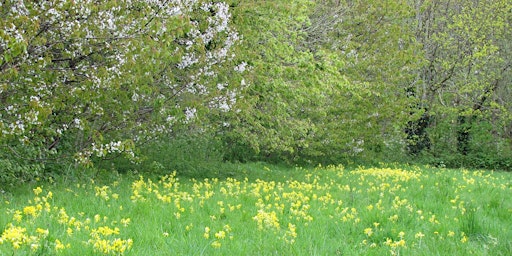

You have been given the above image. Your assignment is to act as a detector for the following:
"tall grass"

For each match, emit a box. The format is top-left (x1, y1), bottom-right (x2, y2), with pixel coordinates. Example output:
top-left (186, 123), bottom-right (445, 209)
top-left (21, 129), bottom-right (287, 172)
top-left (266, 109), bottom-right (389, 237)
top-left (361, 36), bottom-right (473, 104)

top-left (1, 163), bottom-right (511, 255)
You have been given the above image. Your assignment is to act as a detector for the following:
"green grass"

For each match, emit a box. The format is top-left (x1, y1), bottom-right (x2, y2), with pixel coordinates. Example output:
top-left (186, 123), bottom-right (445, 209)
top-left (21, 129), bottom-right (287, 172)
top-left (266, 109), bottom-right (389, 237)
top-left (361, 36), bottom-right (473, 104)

top-left (1, 163), bottom-right (511, 255)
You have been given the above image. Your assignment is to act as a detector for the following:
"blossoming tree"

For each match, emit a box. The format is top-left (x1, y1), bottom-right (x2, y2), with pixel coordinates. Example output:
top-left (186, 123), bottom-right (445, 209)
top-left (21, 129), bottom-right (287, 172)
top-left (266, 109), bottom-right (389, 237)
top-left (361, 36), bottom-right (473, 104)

top-left (0, 0), bottom-right (244, 179)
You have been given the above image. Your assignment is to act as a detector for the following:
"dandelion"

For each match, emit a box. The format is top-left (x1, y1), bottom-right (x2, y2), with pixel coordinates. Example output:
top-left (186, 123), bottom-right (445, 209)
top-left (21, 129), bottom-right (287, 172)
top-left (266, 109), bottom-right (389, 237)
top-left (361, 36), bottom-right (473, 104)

top-left (447, 231), bottom-right (455, 237)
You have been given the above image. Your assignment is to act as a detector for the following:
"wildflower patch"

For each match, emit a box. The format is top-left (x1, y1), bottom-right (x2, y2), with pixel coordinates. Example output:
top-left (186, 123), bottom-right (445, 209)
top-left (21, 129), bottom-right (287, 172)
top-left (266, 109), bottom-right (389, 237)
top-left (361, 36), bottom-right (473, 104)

top-left (1, 165), bottom-right (510, 255)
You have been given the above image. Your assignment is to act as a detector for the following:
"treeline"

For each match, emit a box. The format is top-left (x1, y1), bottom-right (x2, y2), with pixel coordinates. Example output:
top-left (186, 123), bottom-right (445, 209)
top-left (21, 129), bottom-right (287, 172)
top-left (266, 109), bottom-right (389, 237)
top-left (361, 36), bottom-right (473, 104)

top-left (221, 0), bottom-right (512, 169)
top-left (1, 0), bottom-right (511, 184)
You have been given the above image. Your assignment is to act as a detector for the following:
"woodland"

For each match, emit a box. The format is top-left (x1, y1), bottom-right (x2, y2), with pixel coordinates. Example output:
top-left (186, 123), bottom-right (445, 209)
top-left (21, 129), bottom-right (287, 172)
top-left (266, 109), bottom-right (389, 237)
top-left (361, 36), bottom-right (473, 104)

top-left (1, 0), bottom-right (511, 184)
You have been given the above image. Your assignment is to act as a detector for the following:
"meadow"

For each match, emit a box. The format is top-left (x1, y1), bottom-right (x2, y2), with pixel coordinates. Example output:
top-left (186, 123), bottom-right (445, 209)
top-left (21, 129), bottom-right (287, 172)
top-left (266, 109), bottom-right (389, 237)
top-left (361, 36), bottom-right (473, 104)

top-left (1, 163), bottom-right (511, 255)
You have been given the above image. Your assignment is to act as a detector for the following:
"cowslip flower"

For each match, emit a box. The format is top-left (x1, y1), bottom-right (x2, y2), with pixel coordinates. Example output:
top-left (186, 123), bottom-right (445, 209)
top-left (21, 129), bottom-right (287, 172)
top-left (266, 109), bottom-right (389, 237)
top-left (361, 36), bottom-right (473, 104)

top-left (211, 240), bottom-right (221, 248)
top-left (23, 206), bottom-right (38, 217)
top-left (121, 218), bottom-right (131, 227)
top-left (215, 231), bottom-right (226, 239)
top-left (33, 187), bottom-right (43, 196)
top-left (204, 227), bottom-right (210, 239)
top-left (0, 224), bottom-right (28, 249)
top-left (415, 232), bottom-right (425, 239)
top-left (36, 228), bottom-right (49, 236)
top-left (461, 233), bottom-right (468, 243)
top-left (55, 239), bottom-right (66, 251)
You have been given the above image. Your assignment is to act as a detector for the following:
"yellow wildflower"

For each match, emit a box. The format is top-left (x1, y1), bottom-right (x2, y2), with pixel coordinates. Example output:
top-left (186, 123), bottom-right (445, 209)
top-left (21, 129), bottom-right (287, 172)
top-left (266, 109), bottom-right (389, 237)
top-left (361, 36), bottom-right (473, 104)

top-left (30, 243), bottom-right (40, 251)
top-left (204, 227), bottom-right (210, 239)
top-left (13, 210), bottom-right (23, 222)
top-left (415, 232), bottom-right (425, 239)
top-left (58, 208), bottom-right (69, 224)
top-left (55, 239), bottom-right (65, 251)
top-left (33, 187), bottom-right (43, 196)
top-left (364, 228), bottom-right (373, 237)
top-left (0, 224), bottom-right (28, 249)
top-left (23, 206), bottom-right (38, 217)
top-left (215, 230), bottom-right (226, 239)
top-left (36, 228), bottom-right (49, 236)
top-left (121, 218), bottom-right (131, 227)
top-left (461, 233), bottom-right (468, 243)
top-left (211, 240), bottom-right (221, 248)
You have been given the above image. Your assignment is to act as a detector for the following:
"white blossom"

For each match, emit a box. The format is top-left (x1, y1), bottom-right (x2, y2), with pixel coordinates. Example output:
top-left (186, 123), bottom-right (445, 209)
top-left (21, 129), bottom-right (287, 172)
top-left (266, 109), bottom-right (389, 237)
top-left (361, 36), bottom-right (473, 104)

top-left (184, 107), bottom-right (197, 121)
top-left (1, 0), bottom-right (242, 163)
top-left (234, 62), bottom-right (248, 73)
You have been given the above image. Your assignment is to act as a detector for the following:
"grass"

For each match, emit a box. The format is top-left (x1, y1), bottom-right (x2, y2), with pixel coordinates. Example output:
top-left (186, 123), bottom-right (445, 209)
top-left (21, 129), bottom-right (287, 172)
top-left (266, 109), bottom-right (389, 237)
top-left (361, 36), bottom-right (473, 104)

top-left (1, 162), bottom-right (511, 255)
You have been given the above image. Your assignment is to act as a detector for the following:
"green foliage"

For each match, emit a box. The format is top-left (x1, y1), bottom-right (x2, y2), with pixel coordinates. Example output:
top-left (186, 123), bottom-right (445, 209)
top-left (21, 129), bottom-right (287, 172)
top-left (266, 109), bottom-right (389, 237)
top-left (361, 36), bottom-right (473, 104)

top-left (411, 114), bottom-right (512, 170)
top-left (1, 0), bottom-right (511, 180)
top-left (218, 0), bottom-right (418, 164)
top-left (142, 131), bottom-right (227, 178)
top-left (219, 0), bottom-right (319, 162)
top-left (0, 157), bottom-right (43, 187)
top-left (1, 0), bottom-right (244, 176)
top-left (409, 0), bottom-right (512, 159)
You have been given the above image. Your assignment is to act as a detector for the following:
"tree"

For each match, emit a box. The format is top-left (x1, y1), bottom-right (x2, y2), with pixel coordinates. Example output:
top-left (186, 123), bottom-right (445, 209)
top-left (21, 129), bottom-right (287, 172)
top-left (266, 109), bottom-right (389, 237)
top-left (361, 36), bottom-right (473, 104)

top-left (216, 0), bottom-right (320, 162)
top-left (303, 0), bottom-right (421, 161)
top-left (410, 0), bottom-right (512, 163)
top-left (220, 0), bottom-right (421, 163)
top-left (0, 0), bottom-right (242, 182)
